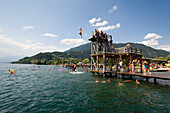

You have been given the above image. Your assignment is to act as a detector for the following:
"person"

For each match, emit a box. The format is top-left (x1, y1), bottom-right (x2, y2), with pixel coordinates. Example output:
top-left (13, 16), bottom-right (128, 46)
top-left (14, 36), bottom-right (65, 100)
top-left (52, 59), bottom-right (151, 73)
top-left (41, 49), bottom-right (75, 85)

top-left (119, 60), bottom-right (123, 72)
top-left (125, 80), bottom-right (131, 82)
top-left (98, 44), bottom-right (101, 51)
top-left (126, 43), bottom-right (131, 53)
top-left (97, 29), bottom-right (99, 35)
top-left (143, 61), bottom-right (151, 75)
top-left (108, 78), bottom-right (111, 82)
top-left (91, 31), bottom-right (95, 38)
top-left (131, 62), bottom-right (135, 73)
top-left (96, 78), bottom-right (99, 83)
top-left (136, 80), bottom-right (140, 84)
top-left (9, 69), bottom-right (15, 75)
top-left (79, 28), bottom-right (82, 37)
top-left (111, 45), bottom-right (115, 53)
top-left (129, 63), bottom-right (132, 72)
top-left (72, 63), bottom-right (77, 72)
top-left (118, 81), bottom-right (124, 86)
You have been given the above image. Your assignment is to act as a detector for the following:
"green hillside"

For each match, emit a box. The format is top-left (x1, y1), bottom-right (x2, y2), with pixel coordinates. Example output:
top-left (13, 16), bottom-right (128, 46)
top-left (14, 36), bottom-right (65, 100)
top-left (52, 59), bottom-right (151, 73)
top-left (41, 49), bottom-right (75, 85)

top-left (67, 42), bottom-right (170, 58)
top-left (12, 42), bottom-right (170, 64)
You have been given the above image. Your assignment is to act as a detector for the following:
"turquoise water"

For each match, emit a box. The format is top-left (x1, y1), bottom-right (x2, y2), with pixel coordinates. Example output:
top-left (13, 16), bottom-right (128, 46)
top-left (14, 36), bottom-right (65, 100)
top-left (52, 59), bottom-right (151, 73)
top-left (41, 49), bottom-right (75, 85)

top-left (0, 64), bottom-right (170, 113)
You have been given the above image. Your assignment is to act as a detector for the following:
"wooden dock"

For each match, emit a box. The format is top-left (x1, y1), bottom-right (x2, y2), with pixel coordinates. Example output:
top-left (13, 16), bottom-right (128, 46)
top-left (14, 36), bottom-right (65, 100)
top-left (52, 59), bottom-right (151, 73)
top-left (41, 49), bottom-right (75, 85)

top-left (90, 70), bottom-right (170, 84)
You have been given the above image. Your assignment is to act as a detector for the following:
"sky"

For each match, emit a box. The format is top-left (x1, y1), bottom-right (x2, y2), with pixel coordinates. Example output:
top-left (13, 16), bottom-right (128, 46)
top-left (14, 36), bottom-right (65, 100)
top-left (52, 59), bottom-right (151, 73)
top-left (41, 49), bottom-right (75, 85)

top-left (0, 0), bottom-right (170, 61)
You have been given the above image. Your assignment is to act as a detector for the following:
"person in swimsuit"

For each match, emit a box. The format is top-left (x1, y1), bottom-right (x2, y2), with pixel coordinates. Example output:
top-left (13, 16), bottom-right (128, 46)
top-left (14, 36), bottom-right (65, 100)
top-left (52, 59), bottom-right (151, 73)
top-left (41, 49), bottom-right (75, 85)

top-left (79, 28), bottom-right (82, 37)
top-left (119, 60), bottom-right (123, 72)
top-left (72, 63), bottom-right (77, 72)
top-left (143, 61), bottom-right (151, 75)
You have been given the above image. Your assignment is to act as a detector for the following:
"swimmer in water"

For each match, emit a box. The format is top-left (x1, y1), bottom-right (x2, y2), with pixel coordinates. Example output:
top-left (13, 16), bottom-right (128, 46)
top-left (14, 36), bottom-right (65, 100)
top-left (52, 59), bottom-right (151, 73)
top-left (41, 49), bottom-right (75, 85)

top-left (108, 78), bottom-right (111, 82)
top-left (9, 69), bottom-right (15, 75)
top-left (96, 78), bottom-right (99, 83)
top-left (136, 80), bottom-right (140, 84)
top-left (124, 80), bottom-right (131, 82)
top-left (118, 81), bottom-right (124, 86)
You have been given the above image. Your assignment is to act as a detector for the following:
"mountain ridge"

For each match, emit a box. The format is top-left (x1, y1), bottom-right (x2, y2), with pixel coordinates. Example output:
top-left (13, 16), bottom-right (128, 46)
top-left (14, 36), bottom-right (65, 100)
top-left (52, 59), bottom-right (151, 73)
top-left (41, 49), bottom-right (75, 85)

top-left (12, 42), bottom-right (170, 64)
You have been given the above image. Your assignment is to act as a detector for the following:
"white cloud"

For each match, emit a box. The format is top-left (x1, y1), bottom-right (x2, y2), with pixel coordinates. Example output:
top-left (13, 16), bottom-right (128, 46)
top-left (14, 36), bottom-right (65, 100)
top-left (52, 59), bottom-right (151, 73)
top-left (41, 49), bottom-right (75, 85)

top-left (60, 38), bottom-right (87, 47)
top-left (144, 33), bottom-right (163, 39)
top-left (92, 21), bottom-right (108, 27)
top-left (98, 23), bottom-right (120, 31)
top-left (43, 33), bottom-right (58, 38)
top-left (116, 23), bottom-right (120, 28)
top-left (138, 39), bottom-right (159, 46)
top-left (89, 18), bottom-right (101, 24)
top-left (138, 33), bottom-right (163, 46)
top-left (23, 26), bottom-right (34, 31)
top-left (156, 44), bottom-right (170, 51)
top-left (0, 35), bottom-right (63, 57)
top-left (109, 5), bottom-right (117, 13)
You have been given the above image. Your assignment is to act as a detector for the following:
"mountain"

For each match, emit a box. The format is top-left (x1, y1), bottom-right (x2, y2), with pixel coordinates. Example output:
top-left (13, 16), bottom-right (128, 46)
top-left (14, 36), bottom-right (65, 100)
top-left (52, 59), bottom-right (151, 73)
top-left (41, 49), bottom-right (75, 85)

top-left (66, 42), bottom-right (170, 58)
top-left (12, 42), bottom-right (170, 64)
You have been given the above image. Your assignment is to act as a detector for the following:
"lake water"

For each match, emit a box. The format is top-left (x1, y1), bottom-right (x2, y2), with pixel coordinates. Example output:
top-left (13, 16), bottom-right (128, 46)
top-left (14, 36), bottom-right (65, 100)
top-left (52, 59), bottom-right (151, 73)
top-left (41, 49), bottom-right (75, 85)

top-left (0, 64), bottom-right (170, 113)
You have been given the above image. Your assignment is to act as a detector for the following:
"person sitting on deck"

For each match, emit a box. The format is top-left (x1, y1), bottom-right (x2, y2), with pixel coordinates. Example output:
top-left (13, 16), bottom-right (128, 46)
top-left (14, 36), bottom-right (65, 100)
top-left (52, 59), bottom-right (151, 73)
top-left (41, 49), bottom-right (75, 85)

top-left (126, 43), bottom-right (131, 53)
top-left (143, 61), bottom-right (152, 75)
top-left (72, 63), bottom-right (77, 72)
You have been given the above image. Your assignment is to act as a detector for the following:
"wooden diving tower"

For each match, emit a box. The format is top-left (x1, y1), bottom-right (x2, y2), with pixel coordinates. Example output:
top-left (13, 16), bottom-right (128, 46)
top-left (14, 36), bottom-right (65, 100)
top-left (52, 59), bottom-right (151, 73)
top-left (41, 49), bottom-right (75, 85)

top-left (89, 33), bottom-right (143, 76)
top-left (88, 32), bottom-right (170, 84)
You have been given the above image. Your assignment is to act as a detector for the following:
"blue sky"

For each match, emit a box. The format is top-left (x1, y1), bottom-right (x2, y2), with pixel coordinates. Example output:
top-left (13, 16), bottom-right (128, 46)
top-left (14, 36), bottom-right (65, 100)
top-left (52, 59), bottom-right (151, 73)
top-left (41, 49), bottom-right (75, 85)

top-left (0, 0), bottom-right (170, 61)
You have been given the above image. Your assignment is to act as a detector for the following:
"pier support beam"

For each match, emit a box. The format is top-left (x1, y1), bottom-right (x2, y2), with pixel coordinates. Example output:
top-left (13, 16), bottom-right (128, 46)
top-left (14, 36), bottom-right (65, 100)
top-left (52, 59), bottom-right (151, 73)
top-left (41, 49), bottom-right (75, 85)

top-left (154, 78), bottom-right (157, 84)
top-left (146, 77), bottom-right (149, 82)
top-left (130, 75), bottom-right (132, 80)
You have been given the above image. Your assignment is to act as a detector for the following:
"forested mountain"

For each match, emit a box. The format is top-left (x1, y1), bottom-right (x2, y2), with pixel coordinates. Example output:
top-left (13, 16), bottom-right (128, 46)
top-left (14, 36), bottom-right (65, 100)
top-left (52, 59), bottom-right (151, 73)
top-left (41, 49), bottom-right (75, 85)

top-left (12, 43), bottom-right (170, 64)
top-left (67, 42), bottom-right (170, 58)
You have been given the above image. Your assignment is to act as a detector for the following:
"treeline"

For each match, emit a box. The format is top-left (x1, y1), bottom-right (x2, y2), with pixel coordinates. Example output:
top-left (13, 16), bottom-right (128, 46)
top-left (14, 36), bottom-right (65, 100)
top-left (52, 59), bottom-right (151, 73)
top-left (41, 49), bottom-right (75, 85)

top-left (12, 58), bottom-right (90, 65)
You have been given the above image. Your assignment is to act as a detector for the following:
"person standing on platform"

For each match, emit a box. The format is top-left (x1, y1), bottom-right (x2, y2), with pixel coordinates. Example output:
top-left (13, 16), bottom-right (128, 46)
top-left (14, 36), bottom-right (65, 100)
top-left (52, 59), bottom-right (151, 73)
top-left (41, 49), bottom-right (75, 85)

top-left (119, 60), bottom-right (123, 72)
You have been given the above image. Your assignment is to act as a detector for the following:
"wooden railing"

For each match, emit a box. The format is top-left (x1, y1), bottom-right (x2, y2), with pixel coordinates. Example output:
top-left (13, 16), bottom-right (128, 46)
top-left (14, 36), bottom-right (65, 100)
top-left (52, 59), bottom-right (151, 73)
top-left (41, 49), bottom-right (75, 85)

top-left (115, 47), bottom-right (142, 55)
top-left (91, 46), bottom-right (142, 55)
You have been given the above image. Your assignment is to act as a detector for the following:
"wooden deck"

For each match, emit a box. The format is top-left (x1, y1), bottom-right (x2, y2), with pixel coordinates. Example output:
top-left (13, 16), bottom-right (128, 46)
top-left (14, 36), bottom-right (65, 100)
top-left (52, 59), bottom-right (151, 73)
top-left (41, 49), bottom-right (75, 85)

top-left (90, 70), bottom-right (170, 84)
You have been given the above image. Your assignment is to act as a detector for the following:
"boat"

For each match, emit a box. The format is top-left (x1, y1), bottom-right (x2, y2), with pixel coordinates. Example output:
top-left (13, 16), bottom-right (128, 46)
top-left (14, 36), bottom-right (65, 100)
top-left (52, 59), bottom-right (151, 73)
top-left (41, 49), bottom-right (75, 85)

top-left (156, 68), bottom-right (170, 72)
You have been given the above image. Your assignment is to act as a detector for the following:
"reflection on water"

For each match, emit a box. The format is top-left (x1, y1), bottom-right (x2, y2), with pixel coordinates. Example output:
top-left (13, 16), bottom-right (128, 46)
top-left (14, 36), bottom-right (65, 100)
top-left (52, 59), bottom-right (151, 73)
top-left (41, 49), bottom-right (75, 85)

top-left (0, 64), bottom-right (169, 113)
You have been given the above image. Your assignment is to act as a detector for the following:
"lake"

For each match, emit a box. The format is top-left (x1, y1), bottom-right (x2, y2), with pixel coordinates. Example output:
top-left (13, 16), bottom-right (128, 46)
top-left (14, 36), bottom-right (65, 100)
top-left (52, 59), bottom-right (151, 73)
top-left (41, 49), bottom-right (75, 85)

top-left (0, 64), bottom-right (170, 113)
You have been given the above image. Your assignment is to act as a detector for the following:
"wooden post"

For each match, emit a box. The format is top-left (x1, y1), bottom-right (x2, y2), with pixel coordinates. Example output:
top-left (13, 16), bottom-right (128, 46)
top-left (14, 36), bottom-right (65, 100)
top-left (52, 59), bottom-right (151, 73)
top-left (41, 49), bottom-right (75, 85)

top-left (130, 75), bottom-right (132, 80)
top-left (110, 57), bottom-right (113, 71)
top-left (103, 54), bottom-right (106, 72)
top-left (154, 78), bottom-right (157, 84)
top-left (91, 42), bottom-right (93, 70)
top-left (140, 56), bottom-right (143, 73)
top-left (146, 77), bottom-right (149, 82)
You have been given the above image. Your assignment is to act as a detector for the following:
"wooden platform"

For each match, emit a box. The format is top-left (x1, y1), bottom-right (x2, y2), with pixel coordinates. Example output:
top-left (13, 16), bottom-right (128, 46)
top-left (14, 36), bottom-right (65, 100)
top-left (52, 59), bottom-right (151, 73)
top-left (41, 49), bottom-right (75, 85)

top-left (90, 70), bottom-right (170, 84)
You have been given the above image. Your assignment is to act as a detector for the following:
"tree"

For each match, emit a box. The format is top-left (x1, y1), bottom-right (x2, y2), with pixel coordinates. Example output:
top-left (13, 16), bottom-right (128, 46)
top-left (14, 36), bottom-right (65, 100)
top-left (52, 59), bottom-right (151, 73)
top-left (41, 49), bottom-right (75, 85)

top-left (83, 58), bottom-right (89, 64)
top-left (35, 60), bottom-right (40, 64)
top-left (166, 55), bottom-right (170, 61)
top-left (156, 57), bottom-right (164, 60)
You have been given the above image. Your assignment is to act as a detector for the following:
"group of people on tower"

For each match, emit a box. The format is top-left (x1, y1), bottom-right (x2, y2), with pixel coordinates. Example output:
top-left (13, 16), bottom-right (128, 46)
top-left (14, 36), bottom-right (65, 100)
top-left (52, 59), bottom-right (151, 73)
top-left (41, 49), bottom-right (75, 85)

top-left (91, 29), bottom-right (108, 39)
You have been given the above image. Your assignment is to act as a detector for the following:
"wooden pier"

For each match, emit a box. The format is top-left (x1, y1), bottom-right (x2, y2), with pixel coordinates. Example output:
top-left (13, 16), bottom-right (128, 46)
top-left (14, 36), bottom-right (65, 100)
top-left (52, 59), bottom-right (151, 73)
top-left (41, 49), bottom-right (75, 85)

top-left (88, 31), bottom-right (170, 84)
top-left (90, 70), bottom-right (170, 84)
